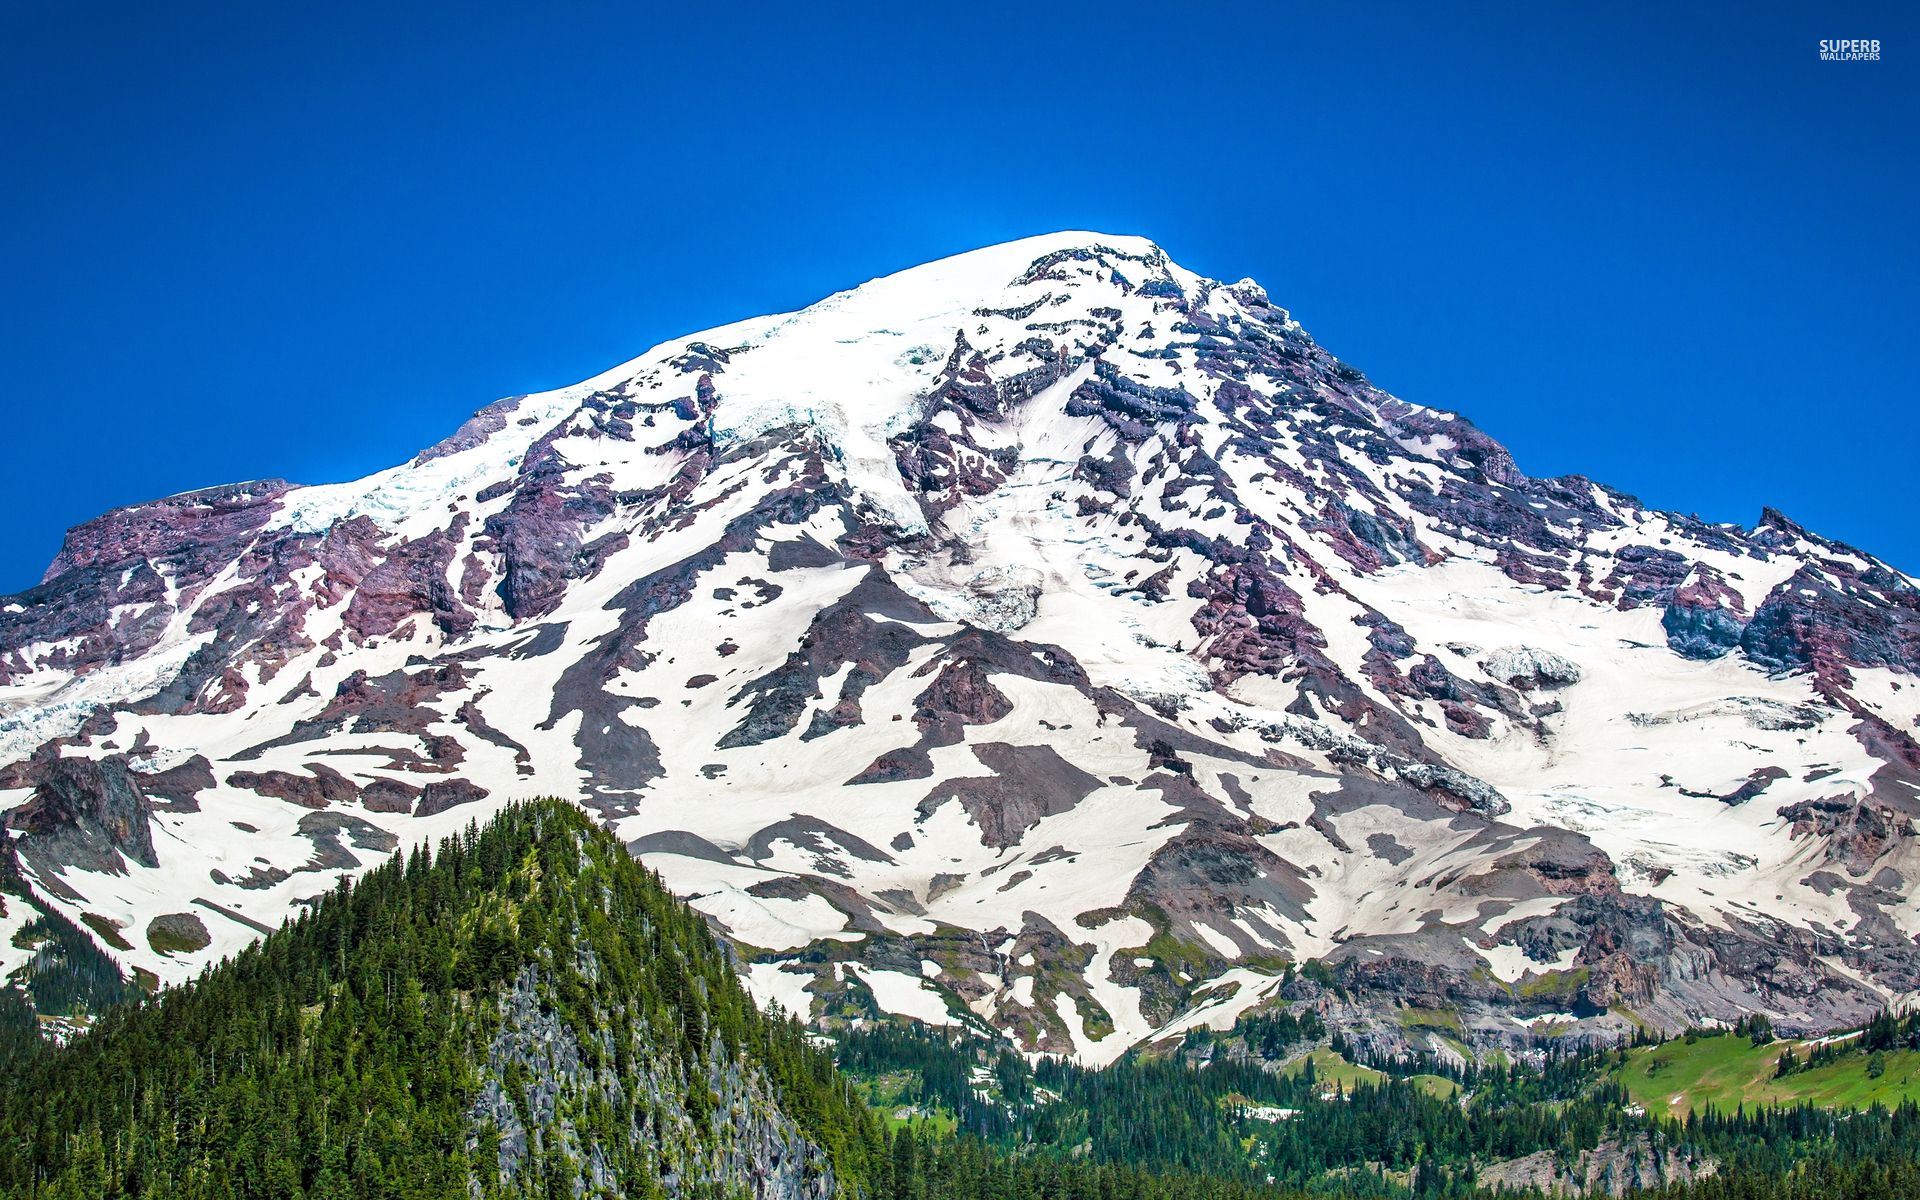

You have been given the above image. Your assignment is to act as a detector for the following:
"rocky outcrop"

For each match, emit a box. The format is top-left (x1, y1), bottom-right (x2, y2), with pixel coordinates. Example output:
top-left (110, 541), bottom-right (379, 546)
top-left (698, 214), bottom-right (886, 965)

top-left (0, 481), bottom-right (293, 686)
top-left (340, 520), bottom-right (474, 638)
top-left (5, 756), bottom-right (158, 881)
top-left (1780, 796), bottom-right (1914, 875)
top-left (416, 778), bottom-right (489, 817)
top-left (915, 743), bottom-right (1102, 849)
top-left (1663, 564), bottom-right (1750, 659)
top-left (136, 755), bottom-right (215, 811)
top-left (145, 912), bottom-right (211, 955)
top-left (225, 764), bottom-right (361, 808)
top-left (1478, 1136), bottom-right (1717, 1197)
top-left (1742, 562), bottom-right (1920, 681)
top-left (472, 961), bottom-right (835, 1200)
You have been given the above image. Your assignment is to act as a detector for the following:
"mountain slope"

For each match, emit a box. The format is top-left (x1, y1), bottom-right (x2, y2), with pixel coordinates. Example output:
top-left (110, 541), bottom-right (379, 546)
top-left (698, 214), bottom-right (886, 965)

top-left (0, 799), bottom-right (875, 1199)
top-left (2, 232), bottom-right (1917, 1062)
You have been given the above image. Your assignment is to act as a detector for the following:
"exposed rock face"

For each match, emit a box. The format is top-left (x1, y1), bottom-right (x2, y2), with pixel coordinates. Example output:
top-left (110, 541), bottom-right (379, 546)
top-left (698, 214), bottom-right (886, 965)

top-left (473, 962), bottom-right (835, 1200)
top-left (138, 755), bottom-right (215, 811)
top-left (1478, 1136), bottom-right (1716, 1197)
top-left (2, 232), bottom-right (1918, 1061)
top-left (226, 764), bottom-right (360, 808)
top-left (5, 756), bottom-right (158, 881)
top-left (1742, 562), bottom-right (1920, 680)
top-left (341, 521), bottom-right (473, 638)
top-left (1663, 564), bottom-right (1750, 660)
top-left (0, 482), bottom-right (292, 687)
top-left (1781, 796), bottom-right (1914, 875)
top-left (416, 778), bottom-right (489, 817)
top-left (916, 743), bottom-right (1103, 849)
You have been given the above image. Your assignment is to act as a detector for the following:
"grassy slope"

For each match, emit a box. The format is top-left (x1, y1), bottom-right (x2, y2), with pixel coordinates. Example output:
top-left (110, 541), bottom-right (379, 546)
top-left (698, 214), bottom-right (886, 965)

top-left (1613, 1032), bottom-right (1920, 1114)
top-left (857, 1068), bottom-right (963, 1133)
top-left (1280, 1046), bottom-right (1459, 1099)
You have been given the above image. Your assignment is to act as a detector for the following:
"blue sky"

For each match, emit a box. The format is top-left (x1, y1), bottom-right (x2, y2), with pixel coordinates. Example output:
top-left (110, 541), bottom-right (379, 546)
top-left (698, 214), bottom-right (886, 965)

top-left (2, 2), bottom-right (1914, 590)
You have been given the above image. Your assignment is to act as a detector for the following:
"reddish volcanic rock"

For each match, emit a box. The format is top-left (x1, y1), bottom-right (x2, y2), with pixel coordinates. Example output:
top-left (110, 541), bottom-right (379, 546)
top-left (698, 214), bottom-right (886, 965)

top-left (482, 422), bottom-right (623, 620)
top-left (341, 518), bottom-right (474, 638)
top-left (225, 764), bottom-right (361, 809)
top-left (137, 755), bottom-right (216, 812)
top-left (1742, 562), bottom-right (1920, 683)
top-left (42, 480), bottom-right (294, 581)
top-left (1663, 563), bottom-right (1751, 659)
top-left (1187, 558), bottom-right (1324, 682)
top-left (0, 481), bottom-right (300, 685)
top-left (415, 778), bottom-right (489, 817)
top-left (1780, 796), bottom-right (1914, 875)
top-left (360, 777), bottom-right (423, 814)
top-left (912, 656), bottom-right (1013, 731)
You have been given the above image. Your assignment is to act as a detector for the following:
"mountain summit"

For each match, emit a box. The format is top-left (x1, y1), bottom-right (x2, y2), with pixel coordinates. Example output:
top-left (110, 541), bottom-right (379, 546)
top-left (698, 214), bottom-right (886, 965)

top-left (3, 233), bottom-right (1917, 1064)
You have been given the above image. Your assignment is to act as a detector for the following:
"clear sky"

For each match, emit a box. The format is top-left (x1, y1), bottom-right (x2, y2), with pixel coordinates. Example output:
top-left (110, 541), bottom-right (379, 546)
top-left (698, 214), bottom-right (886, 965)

top-left (2, 2), bottom-right (1914, 591)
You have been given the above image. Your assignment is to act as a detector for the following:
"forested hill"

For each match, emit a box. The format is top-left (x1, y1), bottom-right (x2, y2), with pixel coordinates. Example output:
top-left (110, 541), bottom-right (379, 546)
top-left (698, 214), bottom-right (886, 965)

top-left (0, 801), bottom-right (1287, 1200)
top-left (0, 799), bottom-right (867, 1198)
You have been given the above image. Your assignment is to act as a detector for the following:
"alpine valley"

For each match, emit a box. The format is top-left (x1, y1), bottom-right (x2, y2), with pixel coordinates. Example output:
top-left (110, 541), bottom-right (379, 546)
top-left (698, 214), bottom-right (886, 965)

top-left (4, 231), bottom-right (1919, 1077)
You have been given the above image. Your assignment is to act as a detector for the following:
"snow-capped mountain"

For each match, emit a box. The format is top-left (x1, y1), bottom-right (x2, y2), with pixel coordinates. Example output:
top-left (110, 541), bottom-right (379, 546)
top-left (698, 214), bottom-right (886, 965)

top-left (4, 232), bottom-right (1918, 1063)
